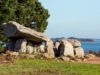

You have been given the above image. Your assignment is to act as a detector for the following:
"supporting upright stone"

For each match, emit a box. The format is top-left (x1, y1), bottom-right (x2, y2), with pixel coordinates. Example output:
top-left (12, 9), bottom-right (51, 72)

top-left (39, 44), bottom-right (45, 53)
top-left (67, 39), bottom-right (81, 47)
top-left (26, 42), bottom-right (33, 54)
top-left (67, 39), bottom-right (85, 58)
top-left (59, 40), bottom-right (74, 57)
top-left (54, 41), bottom-right (60, 50)
top-left (14, 39), bottom-right (27, 53)
top-left (74, 47), bottom-right (84, 58)
top-left (44, 40), bottom-right (55, 58)
top-left (54, 41), bottom-right (60, 57)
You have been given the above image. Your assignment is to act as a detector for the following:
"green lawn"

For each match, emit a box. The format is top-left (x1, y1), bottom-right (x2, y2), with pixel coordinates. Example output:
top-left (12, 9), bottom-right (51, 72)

top-left (0, 59), bottom-right (100, 75)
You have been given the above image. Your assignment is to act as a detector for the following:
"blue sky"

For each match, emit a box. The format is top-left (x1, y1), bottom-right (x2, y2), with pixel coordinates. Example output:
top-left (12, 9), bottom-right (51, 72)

top-left (39, 0), bottom-right (100, 38)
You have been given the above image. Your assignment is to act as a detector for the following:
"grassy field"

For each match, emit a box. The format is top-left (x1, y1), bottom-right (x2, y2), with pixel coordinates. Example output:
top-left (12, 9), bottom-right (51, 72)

top-left (0, 58), bottom-right (100, 75)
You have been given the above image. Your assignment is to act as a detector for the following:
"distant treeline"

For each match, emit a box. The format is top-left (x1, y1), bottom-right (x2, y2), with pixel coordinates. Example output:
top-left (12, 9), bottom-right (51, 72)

top-left (68, 37), bottom-right (94, 42)
top-left (52, 37), bottom-right (94, 42)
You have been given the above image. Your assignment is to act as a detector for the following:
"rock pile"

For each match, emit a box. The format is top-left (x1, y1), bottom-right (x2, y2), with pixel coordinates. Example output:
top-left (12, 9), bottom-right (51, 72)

top-left (3, 21), bottom-right (85, 61)
top-left (67, 39), bottom-right (84, 58)
top-left (59, 39), bottom-right (74, 57)
top-left (54, 39), bottom-right (85, 61)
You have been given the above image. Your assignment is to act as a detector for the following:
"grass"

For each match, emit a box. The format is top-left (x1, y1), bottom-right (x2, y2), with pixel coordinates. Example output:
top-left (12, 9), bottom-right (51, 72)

top-left (0, 58), bottom-right (100, 75)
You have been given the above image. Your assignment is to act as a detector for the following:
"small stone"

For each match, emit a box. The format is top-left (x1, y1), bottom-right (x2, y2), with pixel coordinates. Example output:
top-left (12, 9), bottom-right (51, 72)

top-left (75, 58), bottom-right (82, 62)
top-left (83, 58), bottom-right (88, 62)
top-left (61, 56), bottom-right (70, 62)
top-left (26, 54), bottom-right (35, 59)
top-left (86, 54), bottom-right (96, 59)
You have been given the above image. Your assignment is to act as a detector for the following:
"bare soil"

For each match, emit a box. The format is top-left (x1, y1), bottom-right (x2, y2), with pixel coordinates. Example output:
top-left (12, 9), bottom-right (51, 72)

top-left (0, 55), bottom-right (100, 64)
top-left (0, 55), bottom-right (13, 64)
top-left (85, 57), bottom-right (100, 64)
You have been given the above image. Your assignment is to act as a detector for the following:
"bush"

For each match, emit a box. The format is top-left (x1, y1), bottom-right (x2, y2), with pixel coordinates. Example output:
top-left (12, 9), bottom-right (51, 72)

top-left (0, 46), bottom-right (4, 53)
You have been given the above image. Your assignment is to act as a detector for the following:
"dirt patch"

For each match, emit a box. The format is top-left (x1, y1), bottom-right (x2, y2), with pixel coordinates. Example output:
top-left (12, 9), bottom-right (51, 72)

top-left (0, 55), bottom-right (13, 64)
top-left (84, 57), bottom-right (100, 64)
top-left (0, 54), bottom-right (100, 64)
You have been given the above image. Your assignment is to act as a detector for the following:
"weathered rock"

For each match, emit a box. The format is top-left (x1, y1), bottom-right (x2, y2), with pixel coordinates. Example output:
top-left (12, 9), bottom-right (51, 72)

top-left (3, 21), bottom-right (49, 42)
top-left (1, 53), bottom-right (7, 57)
top-left (67, 39), bottom-right (81, 47)
top-left (83, 58), bottom-right (88, 62)
top-left (60, 56), bottom-right (70, 62)
top-left (26, 54), bottom-right (35, 59)
top-left (75, 58), bottom-right (82, 62)
top-left (74, 47), bottom-right (84, 58)
top-left (85, 54), bottom-right (96, 59)
top-left (10, 52), bottom-right (19, 57)
top-left (33, 46), bottom-right (37, 54)
top-left (26, 42), bottom-right (33, 54)
top-left (39, 44), bottom-right (45, 53)
top-left (54, 41), bottom-right (60, 57)
top-left (59, 40), bottom-right (74, 57)
top-left (70, 60), bottom-right (75, 62)
top-left (14, 39), bottom-right (27, 53)
top-left (6, 51), bottom-right (19, 58)
top-left (44, 40), bottom-right (55, 58)
top-left (54, 41), bottom-right (60, 50)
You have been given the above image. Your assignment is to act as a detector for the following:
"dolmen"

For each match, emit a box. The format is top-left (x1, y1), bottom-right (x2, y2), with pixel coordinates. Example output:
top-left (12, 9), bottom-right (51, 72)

top-left (3, 21), bottom-right (55, 58)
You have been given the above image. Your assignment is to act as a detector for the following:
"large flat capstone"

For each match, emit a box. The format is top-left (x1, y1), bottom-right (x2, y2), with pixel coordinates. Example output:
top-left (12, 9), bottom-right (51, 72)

top-left (3, 21), bottom-right (50, 42)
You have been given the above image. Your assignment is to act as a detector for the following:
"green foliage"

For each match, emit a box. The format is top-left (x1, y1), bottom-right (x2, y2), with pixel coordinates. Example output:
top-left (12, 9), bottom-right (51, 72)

top-left (0, 0), bottom-right (50, 41)
top-left (0, 46), bottom-right (4, 53)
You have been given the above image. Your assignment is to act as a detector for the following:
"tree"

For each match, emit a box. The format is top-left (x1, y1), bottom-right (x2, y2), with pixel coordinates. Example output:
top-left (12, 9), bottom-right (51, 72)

top-left (0, 0), bottom-right (50, 41)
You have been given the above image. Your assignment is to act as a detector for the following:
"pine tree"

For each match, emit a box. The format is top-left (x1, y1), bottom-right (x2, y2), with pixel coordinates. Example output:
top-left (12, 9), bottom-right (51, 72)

top-left (0, 0), bottom-right (50, 41)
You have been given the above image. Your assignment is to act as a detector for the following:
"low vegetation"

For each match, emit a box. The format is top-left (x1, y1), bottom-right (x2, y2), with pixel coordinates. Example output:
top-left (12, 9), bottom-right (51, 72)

top-left (0, 58), bottom-right (100, 75)
top-left (0, 46), bottom-right (4, 53)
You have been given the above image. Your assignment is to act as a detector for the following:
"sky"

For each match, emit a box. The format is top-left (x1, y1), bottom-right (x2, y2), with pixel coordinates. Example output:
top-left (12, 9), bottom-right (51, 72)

top-left (39, 0), bottom-right (100, 39)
